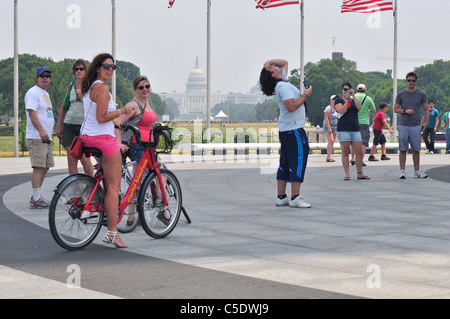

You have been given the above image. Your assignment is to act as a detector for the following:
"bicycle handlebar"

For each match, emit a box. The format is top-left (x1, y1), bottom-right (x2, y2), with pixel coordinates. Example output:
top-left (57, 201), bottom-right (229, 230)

top-left (121, 123), bottom-right (173, 153)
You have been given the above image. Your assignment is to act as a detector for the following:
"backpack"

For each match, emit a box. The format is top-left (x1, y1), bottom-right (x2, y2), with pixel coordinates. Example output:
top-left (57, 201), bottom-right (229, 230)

top-left (121, 99), bottom-right (145, 144)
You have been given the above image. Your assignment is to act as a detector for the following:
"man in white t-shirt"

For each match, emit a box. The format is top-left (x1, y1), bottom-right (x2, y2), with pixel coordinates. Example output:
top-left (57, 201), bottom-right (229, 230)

top-left (25, 67), bottom-right (55, 208)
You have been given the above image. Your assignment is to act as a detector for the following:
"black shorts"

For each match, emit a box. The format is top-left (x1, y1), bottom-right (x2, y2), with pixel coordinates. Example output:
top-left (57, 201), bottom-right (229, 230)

top-left (62, 123), bottom-right (82, 147)
top-left (372, 128), bottom-right (386, 146)
top-left (277, 128), bottom-right (309, 183)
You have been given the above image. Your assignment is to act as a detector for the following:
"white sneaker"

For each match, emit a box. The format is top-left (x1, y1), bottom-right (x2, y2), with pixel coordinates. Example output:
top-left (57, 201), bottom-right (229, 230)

top-left (276, 196), bottom-right (289, 206)
top-left (414, 170), bottom-right (428, 178)
top-left (289, 196), bottom-right (312, 208)
top-left (399, 171), bottom-right (406, 179)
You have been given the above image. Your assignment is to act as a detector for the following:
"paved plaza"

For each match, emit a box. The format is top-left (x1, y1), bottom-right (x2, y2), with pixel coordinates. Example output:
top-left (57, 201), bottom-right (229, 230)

top-left (1, 151), bottom-right (450, 299)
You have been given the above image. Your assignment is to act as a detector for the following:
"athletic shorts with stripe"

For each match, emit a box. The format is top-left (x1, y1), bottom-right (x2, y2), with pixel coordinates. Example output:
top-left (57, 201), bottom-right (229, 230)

top-left (277, 128), bottom-right (309, 183)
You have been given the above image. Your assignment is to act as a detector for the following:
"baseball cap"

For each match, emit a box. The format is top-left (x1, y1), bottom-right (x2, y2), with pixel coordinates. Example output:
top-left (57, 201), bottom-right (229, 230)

top-left (36, 66), bottom-right (51, 76)
top-left (357, 84), bottom-right (366, 92)
top-left (330, 95), bottom-right (337, 101)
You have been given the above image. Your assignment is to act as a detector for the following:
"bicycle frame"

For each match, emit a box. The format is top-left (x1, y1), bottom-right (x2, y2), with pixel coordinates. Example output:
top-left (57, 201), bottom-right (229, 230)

top-left (79, 144), bottom-right (168, 225)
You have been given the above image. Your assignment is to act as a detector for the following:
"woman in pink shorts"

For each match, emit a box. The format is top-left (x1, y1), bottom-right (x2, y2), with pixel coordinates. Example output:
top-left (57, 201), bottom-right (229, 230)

top-left (81, 53), bottom-right (134, 248)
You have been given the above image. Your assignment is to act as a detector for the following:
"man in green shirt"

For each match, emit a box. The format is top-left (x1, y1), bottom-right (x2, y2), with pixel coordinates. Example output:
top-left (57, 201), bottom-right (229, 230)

top-left (351, 84), bottom-right (376, 164)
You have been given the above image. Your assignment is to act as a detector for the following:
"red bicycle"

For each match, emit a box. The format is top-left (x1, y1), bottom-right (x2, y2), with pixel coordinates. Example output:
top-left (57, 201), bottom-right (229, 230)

top-left (48, 124), bottom-right (184, 250)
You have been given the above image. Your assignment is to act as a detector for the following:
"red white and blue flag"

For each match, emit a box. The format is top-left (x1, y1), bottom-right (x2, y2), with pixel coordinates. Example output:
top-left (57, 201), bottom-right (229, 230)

top-left (255, 0), bottom-right (300, 10)
top-left (341, 0), bottom-right (393, 13)
top-left (168, 0), bottom-right (175, 9)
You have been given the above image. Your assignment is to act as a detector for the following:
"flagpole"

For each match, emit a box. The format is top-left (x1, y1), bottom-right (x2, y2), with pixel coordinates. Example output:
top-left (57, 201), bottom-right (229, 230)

top-left (14, 0), bottom-right (19, 157)
top-left (111, 0), bottom-right (116, 103)
top-left (300, 0), bottom-right (305, 93)
top-left (392, 0), bottom-right (398, 142)
top-left (206, 0), bottom-right (211, 143)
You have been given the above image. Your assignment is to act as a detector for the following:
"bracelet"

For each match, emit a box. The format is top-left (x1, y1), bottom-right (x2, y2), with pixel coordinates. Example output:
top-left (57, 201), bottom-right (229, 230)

top-left (302, 93), bottom-right (308, 99)
top-left (117, 109), bottom-right (121, 117)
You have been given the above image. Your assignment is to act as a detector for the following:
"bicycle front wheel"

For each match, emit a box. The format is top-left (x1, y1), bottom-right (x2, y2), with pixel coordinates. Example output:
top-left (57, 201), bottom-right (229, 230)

top-left (49, 174), bottom-right (105, 250)
top-left (138, 169), bottom-right (182, 239)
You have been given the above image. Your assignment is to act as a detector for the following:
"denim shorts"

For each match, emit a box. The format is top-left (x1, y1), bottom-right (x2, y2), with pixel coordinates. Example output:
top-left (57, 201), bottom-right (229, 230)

top-left (398, 125), bottom-right (421, 152)
top-left (337, 131), bottom-right (362, 142)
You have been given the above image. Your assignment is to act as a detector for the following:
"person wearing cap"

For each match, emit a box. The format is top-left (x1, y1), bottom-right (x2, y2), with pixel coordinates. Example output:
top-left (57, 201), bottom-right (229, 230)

top-left (323, 94), bottom-right (340, 162)
top-left (25, 66), bottom-right (55, 209)
top-left (351, 84), bottom-right (375, 166)
top-left (368, 102), bottom-right (393, 161)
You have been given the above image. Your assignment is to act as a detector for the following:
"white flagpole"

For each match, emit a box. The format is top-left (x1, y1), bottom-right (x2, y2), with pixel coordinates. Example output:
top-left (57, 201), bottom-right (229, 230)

top-left (111, 0), bottom-right (116, 103)
top-left (14, 0), bottom-right (19, 157)
top-left (300, 0), bottom-right (305, 93)
top-left (206, 0), bottom-right (211, 143)
top-left (392, 0), bottom-right (398, 142)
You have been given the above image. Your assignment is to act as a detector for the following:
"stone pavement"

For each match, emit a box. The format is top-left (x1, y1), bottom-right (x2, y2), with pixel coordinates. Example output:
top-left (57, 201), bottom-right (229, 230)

top-left (1, 151), bottom-right (450, 299)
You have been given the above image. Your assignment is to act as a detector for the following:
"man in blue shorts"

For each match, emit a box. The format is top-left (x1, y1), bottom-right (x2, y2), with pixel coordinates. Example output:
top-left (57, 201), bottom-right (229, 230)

top-left (394, 72), bottom-right (429, 179)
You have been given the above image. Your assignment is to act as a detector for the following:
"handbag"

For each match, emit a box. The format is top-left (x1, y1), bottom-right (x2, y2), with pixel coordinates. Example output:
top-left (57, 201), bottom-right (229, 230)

top-left (63, 82), bottom-right (75, 109)
top-left (69, 135), bottom-right (83, 159)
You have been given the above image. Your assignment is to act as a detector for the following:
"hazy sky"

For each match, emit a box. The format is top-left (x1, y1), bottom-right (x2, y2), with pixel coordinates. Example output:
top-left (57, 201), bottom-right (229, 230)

top-left (1, 0), bottom-right (448, 95)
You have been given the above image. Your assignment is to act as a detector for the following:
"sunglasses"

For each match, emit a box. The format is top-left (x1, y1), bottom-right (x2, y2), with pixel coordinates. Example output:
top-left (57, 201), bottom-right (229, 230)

top-left (137, 84), bottom-right (151, 90)
top-left (39, 74), bottom-right (51, 78)
top-left (102, 64), bottom-right (117, 71)
top-left (407, 79), bottom-right (416, 82)
top-left (74, 67), bottom-right (85, 72)
top-left (343, 87), bottom-right (351, 91)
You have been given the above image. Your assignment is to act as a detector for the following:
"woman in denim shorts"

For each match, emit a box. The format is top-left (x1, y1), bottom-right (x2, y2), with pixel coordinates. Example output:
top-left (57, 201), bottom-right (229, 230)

top-left (334, 83), bottom-right (370, 181)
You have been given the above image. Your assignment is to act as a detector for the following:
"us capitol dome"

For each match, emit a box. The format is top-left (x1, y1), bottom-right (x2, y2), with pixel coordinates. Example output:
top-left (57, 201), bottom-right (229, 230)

top-left (159, 57), bottom-right (267, 119)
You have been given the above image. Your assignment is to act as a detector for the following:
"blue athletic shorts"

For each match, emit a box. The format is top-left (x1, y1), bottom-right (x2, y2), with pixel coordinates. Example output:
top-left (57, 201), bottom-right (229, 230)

top-left (277, 128), bottom-right (309, 183)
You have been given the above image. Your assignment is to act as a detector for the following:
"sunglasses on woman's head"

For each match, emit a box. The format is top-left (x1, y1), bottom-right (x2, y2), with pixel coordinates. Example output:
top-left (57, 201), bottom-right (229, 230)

top-left (137, 84), bottom-right (151, 90)
top-left (102, 64), bottom-right (116, 71)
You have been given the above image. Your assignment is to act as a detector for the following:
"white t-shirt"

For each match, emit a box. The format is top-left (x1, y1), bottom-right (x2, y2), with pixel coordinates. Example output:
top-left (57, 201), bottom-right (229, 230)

top-left (275, 70), bottom-right (306, 132)
top-left (82, 80), bottom-right (116, 137)
top-left (25, 85), bottom-right (54, 139)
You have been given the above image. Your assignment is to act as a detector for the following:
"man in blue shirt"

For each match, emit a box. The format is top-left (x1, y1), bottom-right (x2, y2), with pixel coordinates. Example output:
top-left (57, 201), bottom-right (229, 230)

top-left (422, 100), bottom-right (439, 154)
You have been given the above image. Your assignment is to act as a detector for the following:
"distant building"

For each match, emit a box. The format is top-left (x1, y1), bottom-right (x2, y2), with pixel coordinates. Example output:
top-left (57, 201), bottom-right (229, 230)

top-left (158, 57), bottom-right (268, 118)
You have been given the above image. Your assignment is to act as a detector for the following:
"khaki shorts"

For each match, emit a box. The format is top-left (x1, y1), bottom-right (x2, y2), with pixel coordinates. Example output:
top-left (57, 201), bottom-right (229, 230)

top-left (26, 138), bottom-right (55, 168)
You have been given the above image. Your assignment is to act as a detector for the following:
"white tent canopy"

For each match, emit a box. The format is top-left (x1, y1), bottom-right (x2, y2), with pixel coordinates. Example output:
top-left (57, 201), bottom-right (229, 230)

top-left (215, 110), bottom-right (228, 118)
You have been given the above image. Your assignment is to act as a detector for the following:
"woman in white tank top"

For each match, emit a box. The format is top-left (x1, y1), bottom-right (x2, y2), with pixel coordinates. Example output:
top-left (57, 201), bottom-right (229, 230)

top-left (81, 53), bottom-right (134, 248)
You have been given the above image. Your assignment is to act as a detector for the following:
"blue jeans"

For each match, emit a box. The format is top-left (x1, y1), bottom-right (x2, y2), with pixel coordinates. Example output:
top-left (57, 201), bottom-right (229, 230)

top-left (445, 129), bottom-right (450, 153)
top-left (128, 143), bottom-right (144, 162)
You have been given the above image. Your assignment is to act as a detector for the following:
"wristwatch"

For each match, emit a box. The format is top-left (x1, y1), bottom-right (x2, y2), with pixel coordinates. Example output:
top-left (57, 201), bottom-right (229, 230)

top-left (403, 109), bottom-right (406, 114)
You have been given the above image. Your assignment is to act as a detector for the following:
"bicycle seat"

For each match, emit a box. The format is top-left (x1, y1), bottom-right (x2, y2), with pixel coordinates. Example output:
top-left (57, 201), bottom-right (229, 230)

top-left (82, 147), bottom-right (102, 158)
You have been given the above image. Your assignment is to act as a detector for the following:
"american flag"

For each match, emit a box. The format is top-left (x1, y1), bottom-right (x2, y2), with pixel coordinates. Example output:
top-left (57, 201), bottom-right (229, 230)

top-left (168, 0), bottom-right (175, 9)
top-left (255, 0), bottom-right (300, 10)
top-left (341, 0), bottom-right (393, 13)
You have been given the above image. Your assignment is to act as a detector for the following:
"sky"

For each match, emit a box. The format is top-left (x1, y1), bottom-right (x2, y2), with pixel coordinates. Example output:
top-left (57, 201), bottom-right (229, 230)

top-left (1, 0), bottom-right (449, 95)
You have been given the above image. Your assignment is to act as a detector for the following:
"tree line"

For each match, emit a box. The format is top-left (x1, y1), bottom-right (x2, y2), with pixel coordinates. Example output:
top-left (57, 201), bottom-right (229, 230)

top-left (0, 54), bottom-right (174, 125)
top-left (226, 57), bottom-right (450, 127)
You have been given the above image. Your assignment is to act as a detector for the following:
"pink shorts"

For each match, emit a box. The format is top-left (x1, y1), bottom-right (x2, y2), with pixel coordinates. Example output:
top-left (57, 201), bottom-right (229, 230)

top-left (81, 134), bottom-right (120, 157)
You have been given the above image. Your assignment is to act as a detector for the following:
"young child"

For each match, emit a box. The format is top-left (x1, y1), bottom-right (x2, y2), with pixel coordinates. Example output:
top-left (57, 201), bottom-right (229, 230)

top-left (368, 102), bottom-right (394, 161)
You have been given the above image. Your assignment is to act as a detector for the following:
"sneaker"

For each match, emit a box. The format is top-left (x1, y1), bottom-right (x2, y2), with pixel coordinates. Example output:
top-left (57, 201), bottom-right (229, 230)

top-left (399, 171), bottom-right (406, 179)
top-left (289, 196), bottom-right (312, 208)
top-left (29, 196), bottom-right (50, 209)
top-left (380, 154), bottom-right (390, 160)
top-left (368, 156), bottom-right (379, 161)
top-left (414, 170), bottom-right (428, 178)
top-left (276, 196), bottom-right (289, 206)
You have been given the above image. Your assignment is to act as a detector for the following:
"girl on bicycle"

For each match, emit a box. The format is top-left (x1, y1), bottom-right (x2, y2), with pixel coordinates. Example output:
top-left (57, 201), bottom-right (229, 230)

top-left (80, 53), bottom-right (134, 248)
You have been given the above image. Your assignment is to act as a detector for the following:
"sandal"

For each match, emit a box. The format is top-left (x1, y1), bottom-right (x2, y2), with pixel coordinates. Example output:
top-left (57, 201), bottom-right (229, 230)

top-left (103, 230), bottom-right (127, 248)
top-left (326, 158), bottom-right (336, 162)
top-left (357, 172), bottom-right (371, 180)
top-left (344, 176), bottom-right (350, 181)
top-left (156, 209), bottom-right (171, 226)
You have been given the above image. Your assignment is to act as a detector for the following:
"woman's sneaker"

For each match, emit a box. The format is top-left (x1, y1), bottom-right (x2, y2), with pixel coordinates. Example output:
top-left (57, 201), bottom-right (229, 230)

top-left (414, 170), bottom-right (428, 178)
top-left (276, 196), bottom-right (289, 206)
top-left (29, 196), bottom-right (50, 209)
top-left (289, 196), bottom-right (312, 208)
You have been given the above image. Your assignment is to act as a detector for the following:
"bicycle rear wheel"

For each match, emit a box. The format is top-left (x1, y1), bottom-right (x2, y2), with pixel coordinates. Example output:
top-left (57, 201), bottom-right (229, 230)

top-left (138, 169), bottom-right (182, 239)
top-left (49, 174), bottom-right (105, 250)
